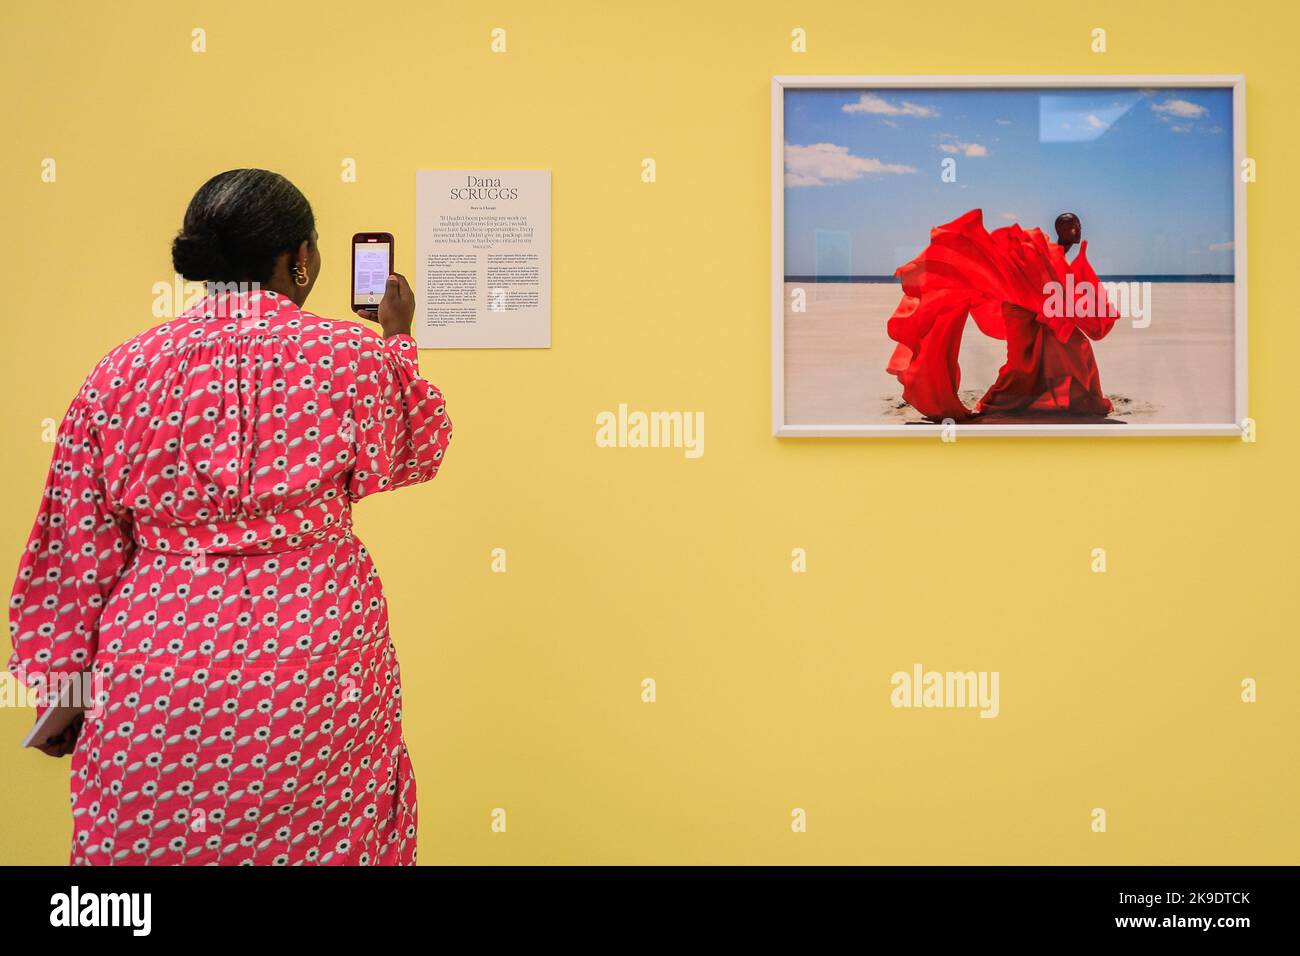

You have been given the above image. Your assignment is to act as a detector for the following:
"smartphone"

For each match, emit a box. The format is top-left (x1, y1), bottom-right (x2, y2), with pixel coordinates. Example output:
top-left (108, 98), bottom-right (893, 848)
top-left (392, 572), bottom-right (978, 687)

top-left (351, 232), bottom-right (394, 315)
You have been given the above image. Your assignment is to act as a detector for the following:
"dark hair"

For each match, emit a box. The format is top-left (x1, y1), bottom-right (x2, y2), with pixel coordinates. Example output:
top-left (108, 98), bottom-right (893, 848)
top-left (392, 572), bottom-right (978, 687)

top-left (171, 169), bottom-right (315, 283)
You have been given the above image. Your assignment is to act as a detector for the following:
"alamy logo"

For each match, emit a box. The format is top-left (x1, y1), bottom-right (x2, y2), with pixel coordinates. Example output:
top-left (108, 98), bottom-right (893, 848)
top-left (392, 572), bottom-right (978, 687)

top-left (49, 886), bottom-right (151, 936)
top-left (890, 663), bottom-right (1000, 718)
top-left (151, 275), bottom-right (264, 320)
top-left (1042, 276), bottom-right (1153, 329)
top-left (2, 668), bottom-right (106, 719)
top-left (595, 404), bottom-right (704, 459)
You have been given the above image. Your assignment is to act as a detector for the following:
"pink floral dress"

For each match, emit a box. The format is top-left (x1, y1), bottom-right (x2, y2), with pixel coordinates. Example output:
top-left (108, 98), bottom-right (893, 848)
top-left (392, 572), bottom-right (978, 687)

top-left (7, 289), bottom-right (451, 865)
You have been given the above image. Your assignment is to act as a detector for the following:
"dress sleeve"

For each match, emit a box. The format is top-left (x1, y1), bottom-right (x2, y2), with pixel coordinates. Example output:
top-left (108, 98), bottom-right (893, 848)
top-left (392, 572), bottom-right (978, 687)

top-left (348, 333), bottom-right (453, 501)
top-left (7, 389), bottom-right (135, 713)
top-left (1061, 242), bottom-right (1120, 342)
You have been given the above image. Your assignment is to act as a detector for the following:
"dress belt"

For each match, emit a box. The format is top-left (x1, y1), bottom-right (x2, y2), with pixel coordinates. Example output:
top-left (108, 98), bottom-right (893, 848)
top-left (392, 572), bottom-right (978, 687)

top-left (132, 502), bottom-right (353, 557)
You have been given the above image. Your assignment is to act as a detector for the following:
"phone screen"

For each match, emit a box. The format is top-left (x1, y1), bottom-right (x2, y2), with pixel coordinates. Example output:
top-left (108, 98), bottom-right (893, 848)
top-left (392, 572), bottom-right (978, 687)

top-left (352, 240), bottom-right (392, 309)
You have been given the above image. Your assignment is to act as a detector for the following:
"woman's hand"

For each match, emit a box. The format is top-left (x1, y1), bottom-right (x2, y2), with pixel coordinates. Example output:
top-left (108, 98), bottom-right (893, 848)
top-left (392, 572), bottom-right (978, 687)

top-left (355, 273), bottom-right (415, 339)
top-left (33, 712), bottom-right (83, 758)
top-left (379, 273), bottom-right (416, 338)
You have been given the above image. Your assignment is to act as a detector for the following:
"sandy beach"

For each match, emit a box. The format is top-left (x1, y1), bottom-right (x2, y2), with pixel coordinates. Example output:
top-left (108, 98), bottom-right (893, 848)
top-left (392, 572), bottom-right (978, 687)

top-left (782, 281), bottom-right (1236, 426)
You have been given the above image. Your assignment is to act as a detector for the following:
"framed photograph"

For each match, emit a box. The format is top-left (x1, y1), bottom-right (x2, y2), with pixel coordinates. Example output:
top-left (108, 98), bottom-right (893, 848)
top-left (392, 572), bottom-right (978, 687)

top-left (772, 75), bottom-right (1247, 437)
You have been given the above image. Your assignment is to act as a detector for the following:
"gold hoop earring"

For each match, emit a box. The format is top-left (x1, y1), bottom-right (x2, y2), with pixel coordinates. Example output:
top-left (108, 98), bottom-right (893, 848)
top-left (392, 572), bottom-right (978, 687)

top-left (293, 265), bottom-right (309, 287)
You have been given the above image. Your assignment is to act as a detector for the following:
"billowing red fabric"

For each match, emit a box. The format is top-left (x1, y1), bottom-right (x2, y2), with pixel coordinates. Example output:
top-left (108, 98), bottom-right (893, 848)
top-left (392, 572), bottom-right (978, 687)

top-left (885, 209), bottom-right (1118, 421)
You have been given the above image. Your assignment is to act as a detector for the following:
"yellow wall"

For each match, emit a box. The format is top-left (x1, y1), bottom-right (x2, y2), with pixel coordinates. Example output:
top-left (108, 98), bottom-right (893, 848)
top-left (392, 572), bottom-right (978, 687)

top-left (1, 0), bottom-right (1296, 865)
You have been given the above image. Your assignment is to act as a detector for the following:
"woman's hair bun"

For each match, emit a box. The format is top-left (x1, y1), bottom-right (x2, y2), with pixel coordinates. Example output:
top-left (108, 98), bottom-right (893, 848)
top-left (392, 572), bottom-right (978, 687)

top-left (172, 232), bottom-right (232, 281)
top-left (170, 169), bottom-right (315, 284)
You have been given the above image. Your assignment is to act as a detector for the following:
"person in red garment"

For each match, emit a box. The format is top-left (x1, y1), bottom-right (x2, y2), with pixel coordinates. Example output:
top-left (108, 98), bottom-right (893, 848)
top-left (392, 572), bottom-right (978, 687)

top-left (885, 208), bottom-right (1119, 422)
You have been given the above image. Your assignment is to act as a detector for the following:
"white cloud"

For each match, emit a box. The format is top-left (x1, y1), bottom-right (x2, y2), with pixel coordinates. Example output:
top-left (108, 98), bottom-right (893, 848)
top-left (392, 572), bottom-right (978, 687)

top-left (1086, 113), bottom-right (1106, 129)
top-left (995, 118), bottom-right (1012, 126)
top-left (784, 142), bottom-right (917, 186)
top-left (1170, 125), bottom-right (1191, 134)
top-left (842, 93), bottom-right (938, 118)
top-left (1152, 98), bottom-right (1208, 118)
top-left (1209, 241), bottom-right (1235, 251)
top-left (937, 135), bottom-right (988, 157)
top-left (1000, 212), bottom-right (1019, 221)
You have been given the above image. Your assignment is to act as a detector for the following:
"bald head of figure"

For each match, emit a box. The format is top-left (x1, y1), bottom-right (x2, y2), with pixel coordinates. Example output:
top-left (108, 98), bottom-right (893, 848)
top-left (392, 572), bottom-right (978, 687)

top-left (1055, 212), bottom-right (1082, 250)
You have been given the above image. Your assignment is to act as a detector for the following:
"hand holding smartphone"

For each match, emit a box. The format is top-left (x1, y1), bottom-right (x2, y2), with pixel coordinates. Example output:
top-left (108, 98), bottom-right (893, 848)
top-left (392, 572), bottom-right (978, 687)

top-left (351, 232), bottom-right (415, 338)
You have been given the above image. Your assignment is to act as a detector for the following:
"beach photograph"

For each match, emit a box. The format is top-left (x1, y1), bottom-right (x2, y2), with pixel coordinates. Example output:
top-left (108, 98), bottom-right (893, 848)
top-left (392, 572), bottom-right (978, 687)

top-left (779, 84), bottom-right (1239, 430)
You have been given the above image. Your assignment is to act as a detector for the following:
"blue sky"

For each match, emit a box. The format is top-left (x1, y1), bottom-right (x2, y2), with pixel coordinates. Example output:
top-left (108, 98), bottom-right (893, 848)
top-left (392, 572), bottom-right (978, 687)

top-left (783, 87), bottom-right (1235, 276)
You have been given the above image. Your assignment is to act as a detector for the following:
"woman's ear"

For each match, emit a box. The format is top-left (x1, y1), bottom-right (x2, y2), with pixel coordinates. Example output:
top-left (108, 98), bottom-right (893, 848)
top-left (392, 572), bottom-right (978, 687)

top-left (296, 238), bottom-right (311, 271)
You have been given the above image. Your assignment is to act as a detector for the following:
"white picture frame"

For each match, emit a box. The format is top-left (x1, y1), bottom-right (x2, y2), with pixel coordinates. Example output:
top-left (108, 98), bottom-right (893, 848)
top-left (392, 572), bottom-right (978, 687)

top-left (771, 75), bottom-right (1248, 438)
